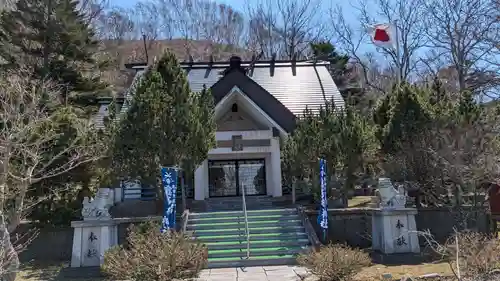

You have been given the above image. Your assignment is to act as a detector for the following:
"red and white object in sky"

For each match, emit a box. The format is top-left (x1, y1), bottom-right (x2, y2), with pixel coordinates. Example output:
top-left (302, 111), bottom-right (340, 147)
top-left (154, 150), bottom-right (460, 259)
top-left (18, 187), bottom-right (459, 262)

top-left (367, 23), bottom-right (396, 49)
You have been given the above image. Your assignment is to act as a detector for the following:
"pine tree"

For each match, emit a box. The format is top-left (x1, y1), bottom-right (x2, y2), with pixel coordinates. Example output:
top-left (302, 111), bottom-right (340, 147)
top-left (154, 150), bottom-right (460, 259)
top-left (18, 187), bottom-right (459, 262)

top-left (375, 83), bottom-right (433, 155)
top-left (111, 51), bottom-right (216, 187)
top-left (309, 41), bottom-right (362, 106)
top-left (430, 76), bottom-right (447, 106)
top-left (282, 99), bottom-right (377, 204)
top-left (0, 0), bottom-right (108, 226)
top-left (337, 105), bottom-right (378, 204)
top-left (0, 0), bottom-right (106, 111)
top-left (457, 90), bottom-right (479, 124)
top-left (310, 41), bottom-right (350, 86)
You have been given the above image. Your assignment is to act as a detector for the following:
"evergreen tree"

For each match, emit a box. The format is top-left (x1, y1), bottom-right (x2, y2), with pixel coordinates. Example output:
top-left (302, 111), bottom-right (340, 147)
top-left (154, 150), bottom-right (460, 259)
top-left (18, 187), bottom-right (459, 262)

top-left (374, 83), bottom-right (433, 155)
top-left (111, 51), bottom-right (216, 188)
top-left (0, 0), bottom-right (106, 111)
top-left (310, 41), bottom-right (350, 87)
top-left (310, 41), bottom-right (363, 107)
top-left (0, 0), bottom-right (109, 226)
top-left (282, 99), bottom-right (377, 204)
top-left (457, 90), bottom-right (479, 124)
top-left (429, 76), bottom-right (448, 108)
top-left (337, 106), bottom-right (378, 198)
top-left (374, 84), bottom-right (453, 206)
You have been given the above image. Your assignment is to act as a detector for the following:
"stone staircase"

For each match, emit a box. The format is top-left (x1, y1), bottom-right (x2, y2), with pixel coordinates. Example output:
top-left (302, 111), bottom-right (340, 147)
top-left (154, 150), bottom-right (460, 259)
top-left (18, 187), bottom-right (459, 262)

top-left (187, 208), bottom-right (311, 268)
top-left (206, 195), bottom-right (275, 211)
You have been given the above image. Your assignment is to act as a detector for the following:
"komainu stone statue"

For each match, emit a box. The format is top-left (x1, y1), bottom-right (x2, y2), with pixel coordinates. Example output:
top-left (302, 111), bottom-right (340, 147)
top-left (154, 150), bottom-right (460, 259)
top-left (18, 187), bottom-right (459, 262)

top-left (81, 188), bottom-right (113, 220)
top-left (377, 178), bottom-right (407, 209)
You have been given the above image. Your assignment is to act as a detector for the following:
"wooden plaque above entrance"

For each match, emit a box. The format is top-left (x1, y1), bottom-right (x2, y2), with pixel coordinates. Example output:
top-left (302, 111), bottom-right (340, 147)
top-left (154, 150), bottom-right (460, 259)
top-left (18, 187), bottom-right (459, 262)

top-left (216, 136), bottom-right (271, 150)
top-left (232, 135), bottom-right (243, 151)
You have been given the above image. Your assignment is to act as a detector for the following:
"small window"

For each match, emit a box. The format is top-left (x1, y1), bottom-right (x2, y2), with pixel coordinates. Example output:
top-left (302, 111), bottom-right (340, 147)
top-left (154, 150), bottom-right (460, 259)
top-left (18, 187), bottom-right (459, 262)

top-left (231, 103), bottom-right (238, 112)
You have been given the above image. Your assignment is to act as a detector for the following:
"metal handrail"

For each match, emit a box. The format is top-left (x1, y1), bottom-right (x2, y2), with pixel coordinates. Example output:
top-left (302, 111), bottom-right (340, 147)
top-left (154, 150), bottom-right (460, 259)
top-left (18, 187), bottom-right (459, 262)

top-left (241, 183), bottom-right (250, 259)
top-left (181, 209), bottom-right (190, 233)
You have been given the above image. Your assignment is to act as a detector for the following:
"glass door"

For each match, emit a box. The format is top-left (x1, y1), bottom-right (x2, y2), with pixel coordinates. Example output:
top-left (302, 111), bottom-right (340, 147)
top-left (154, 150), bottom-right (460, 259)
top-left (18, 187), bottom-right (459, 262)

top-left (208, 160), bottom-right (238, 197)
top-left (208, 159), bottom-right (267, 197)
top-left (238, 159), bottom-right (266, 196)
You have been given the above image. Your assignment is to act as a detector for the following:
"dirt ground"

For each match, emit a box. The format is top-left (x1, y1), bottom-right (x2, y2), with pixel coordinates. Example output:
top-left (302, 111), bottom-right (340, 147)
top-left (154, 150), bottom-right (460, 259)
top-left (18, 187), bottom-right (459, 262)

top-left (16, 260), bottom-right (453, 281)
top-left (16, 262), bottom-right (102, 281)
top-left (355, 261), bottom-right (453, 280)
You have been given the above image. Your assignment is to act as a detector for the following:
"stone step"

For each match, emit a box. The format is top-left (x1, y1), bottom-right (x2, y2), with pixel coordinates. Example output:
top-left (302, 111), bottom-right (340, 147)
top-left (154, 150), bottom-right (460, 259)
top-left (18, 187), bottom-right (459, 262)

top-left (193, 225), bottom-right (305, 236)
top-left (208, 201), bottom-right (275, 205)
top-left (195, 232), bottom-right (309, 243)
top-left (188, 208), bottom-right (310, 269)
top-left (206, 206), bottom-right (275, 212)
top-left (207, 200), bottom-right (276, 207)
top-left (204, 239), bottom-right (311, 250)
top-left (189, 208), bottom-right (297, 219)
top-left (188, 213), bottom-right (299, 223)
top-left (208, 247), bottom-right (307, 258)
top-left (188, 219), bottom-right (303, 230)
top-left (207, 202), bottom-right (275, 206)
top-left (207, 195), bottom-right (272, 201)
top-left (207, 256), bottom-right (298, 269)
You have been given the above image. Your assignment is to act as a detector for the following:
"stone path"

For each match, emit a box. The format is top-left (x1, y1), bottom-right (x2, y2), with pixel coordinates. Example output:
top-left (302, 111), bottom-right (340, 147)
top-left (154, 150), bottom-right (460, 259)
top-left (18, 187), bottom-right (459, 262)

top-left (195, 265), bottom-right (314, 281)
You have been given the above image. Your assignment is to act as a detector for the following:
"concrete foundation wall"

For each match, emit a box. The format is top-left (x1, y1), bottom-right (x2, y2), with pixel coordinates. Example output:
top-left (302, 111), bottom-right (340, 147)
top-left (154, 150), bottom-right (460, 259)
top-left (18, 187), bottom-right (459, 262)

top-left (15, 224), bottom-right (74, 263)
top-left (16, 206), bottom-right (493, 264)
top-left (307, 206), bottom-right (493, 248)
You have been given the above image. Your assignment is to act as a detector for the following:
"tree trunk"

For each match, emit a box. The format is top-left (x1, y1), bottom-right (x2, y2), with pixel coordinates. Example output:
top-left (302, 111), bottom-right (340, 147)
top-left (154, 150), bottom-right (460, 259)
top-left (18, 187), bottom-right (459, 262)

top-left (7, 182), bottom-right (28, 234)
top-left (1, 218), bottom-right (19, 281)
top-left (342, 162), bottom-right (357, 207)
top-left (1, 181), bottom-right (29, 280)
top-left (0, 148), bottom-right (18, 280)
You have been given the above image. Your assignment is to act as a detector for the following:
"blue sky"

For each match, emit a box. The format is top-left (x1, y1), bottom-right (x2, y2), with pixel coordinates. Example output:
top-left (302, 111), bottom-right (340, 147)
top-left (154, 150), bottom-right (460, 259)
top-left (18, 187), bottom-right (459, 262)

top-left (107, 0), bottom-right (390, 64)
top-left (109, 0), bottom-right (247, 10)
top-left (108, 0), bottom-right (347, 21)
top-left (107, 0), bottom-right (361, 48)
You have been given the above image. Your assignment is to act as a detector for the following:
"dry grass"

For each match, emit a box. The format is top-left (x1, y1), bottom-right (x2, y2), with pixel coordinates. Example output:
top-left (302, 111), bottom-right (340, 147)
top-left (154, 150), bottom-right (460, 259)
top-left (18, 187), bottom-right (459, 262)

top-left (16, 262), bottom-right (104, 281)
top-left (354, 261), bottom-right (453, 280)
top-left (348, 196), bottom-right (374, 207)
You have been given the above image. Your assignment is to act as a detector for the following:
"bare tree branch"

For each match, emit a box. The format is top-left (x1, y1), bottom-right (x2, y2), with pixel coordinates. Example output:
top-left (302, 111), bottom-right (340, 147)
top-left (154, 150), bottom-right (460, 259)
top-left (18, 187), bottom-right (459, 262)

top-left (422, 0), bottom-right (500, 98)
top-left (0, 69), bottom-right (104, 280)
top-left (246, 0), bottom-right (324, 59)
top-left (330, 0), bottom-right (427, 96)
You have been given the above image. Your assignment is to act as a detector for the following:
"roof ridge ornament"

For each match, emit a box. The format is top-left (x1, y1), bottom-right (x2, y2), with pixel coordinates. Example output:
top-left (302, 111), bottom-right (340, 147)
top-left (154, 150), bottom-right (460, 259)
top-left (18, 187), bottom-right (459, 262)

top-left (245, 51), bottom-right (263, 77)
top-left (221, 55), bottom-right (246, 76)
top-left (270, 53), bottom-right (276, 77)
top-left (229, 56), bottom-right (244, 72)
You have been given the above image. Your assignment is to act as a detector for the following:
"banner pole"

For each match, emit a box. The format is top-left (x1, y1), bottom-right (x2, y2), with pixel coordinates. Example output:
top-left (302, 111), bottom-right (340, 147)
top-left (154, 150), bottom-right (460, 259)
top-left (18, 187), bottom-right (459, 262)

top-left (394, 19), bottom-right (402, 85)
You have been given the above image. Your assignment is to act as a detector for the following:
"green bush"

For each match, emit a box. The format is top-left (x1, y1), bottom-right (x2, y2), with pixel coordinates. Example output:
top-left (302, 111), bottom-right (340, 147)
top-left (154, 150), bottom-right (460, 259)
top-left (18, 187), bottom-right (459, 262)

top-left (102, 221), bottom-right (208, 281)
top-left (297, 243), bottom-right (371, 281)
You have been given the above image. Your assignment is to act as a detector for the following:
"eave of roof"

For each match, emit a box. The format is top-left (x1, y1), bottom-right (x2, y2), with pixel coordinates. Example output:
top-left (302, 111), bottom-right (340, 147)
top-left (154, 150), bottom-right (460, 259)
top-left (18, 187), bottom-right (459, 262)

top-left (124, 59), bottom-right (330, 70)
top-left (210, 70), bottom-right (297, 132)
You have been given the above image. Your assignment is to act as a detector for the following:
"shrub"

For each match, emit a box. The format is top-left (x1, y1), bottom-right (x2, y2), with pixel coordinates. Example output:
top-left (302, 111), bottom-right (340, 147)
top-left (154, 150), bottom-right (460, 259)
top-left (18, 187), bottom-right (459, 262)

top-left (102, 221), bottom-right (208, 281)
top-left (297, 243), bottom-right (371, 281)
top-left (444, 232), bottom-right (500, 278)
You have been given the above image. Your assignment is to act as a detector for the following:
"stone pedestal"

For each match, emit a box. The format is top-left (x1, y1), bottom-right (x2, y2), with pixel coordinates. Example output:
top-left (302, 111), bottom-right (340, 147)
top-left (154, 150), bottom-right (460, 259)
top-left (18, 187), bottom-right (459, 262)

top-left (70, 220), bottom-right (118, 267)
top-left (372, 208), bottom-right (420, 254)
top-left (71, 188), bottom-right (118, 267)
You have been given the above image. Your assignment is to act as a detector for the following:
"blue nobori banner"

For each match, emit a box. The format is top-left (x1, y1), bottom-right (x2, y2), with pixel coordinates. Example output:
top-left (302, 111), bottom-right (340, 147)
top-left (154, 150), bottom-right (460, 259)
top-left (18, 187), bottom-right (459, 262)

top-left (317, 158), bottom-right (328, 231)
top-left (160, 167), bottom-right (178, 233)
